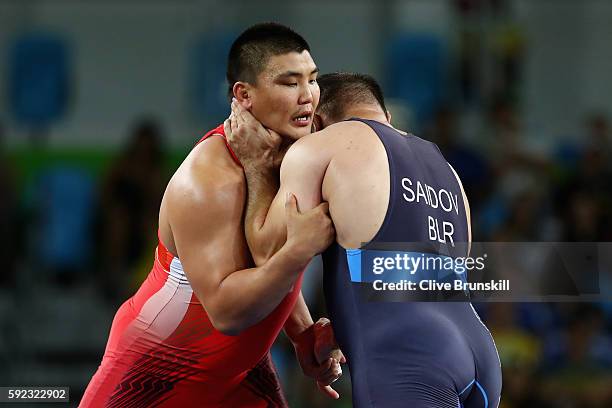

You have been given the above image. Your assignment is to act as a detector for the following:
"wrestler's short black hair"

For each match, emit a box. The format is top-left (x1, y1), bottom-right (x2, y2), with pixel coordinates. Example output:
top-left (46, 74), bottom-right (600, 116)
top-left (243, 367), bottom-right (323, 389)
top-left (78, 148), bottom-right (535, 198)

top-left (317, 72), bottom-right (388, 122)
top-left (227, 23), bottom-right (311, 99)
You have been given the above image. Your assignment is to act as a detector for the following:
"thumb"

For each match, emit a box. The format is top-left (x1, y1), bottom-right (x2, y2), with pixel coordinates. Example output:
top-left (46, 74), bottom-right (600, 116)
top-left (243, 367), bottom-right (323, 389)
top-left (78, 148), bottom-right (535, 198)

top-left (223, 119), bottom-right (232, 141)
top-left (317, 382), bottom-right (340, 400)
top-left (285, 193), bottom-right (299, 216)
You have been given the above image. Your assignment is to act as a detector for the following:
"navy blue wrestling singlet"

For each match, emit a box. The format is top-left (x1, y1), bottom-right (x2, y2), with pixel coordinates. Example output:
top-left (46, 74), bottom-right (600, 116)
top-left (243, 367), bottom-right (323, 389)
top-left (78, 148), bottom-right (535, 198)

top-left (322, 118), bottom-right (502, 408)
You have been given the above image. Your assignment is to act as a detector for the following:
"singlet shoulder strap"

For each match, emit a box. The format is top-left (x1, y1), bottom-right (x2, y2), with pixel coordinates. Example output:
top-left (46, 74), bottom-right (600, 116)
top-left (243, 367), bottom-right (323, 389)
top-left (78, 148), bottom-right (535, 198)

top-left (196, 124), bottom-right (242, 167)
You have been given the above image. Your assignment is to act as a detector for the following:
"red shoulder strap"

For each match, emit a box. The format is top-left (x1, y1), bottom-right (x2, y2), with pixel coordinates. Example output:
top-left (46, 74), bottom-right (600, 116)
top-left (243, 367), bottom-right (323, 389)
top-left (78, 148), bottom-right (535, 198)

top-left (196, 124), bottom-right (242, 167)
top-left (156, 230), bottom-right (175, 270)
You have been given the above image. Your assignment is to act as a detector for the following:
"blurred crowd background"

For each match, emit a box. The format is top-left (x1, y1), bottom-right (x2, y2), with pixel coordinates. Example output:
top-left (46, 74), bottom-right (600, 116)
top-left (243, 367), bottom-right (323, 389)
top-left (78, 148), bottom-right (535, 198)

top-left (1, 0), bottom-right (612, 407)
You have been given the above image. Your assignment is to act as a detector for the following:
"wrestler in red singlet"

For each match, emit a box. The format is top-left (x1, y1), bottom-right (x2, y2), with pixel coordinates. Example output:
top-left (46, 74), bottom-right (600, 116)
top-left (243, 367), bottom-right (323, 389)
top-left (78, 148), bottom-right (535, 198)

top-left (80, 126), bottom-right (303, 407)
top-left (81, 21), bottom-right (342, 407)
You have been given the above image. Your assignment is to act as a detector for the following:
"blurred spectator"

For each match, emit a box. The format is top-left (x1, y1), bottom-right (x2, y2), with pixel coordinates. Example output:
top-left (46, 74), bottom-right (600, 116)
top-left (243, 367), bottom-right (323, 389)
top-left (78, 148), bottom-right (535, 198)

top-left (563, 190), bottom-right (608, 242)
top-left (555, 114), bottom-right (612, 241)
top-left (492, 189), bottom-right (544, 241)
top-left (97, 118), bottom-right (168, 302)
top-left (573, 147), bottom-right (612, 201)
top-left (0, 121), bottom-right (19, 288)
top-left (584, 114), bottom-right (611, 161)
top-left (424, 107), bottom-right (491, 210)
top-left (486, 100), bottom-right (550, 192)
top-left (477, 100), bottom-right (555, 240)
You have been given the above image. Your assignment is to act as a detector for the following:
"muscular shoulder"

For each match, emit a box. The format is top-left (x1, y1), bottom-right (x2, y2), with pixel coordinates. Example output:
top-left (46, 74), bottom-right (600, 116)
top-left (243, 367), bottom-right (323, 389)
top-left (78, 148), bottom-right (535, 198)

top-left (302, 120), bottom-right (365, 144)
top-left (280, 121), bottom-right (377, 182)
top-left (280, 134), bottom-right (330, 181)
top-left (288, 121), bottom-right (376, 163)
top-left (295, 121), bottom-right (372, 153)
top-left (280, 122), bottom-right (352, 165)
top-left (167, 135), bottom-right (245, 225)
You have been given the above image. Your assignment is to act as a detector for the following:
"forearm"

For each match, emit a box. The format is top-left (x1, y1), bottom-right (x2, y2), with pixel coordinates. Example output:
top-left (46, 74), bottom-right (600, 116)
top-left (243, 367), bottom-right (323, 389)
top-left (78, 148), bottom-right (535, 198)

top-left (211, 242), bottom-right (309, 334)
top-left (243, 165), bottom-right (286, 265)
top-left (284, 292), bottom-right (314, 343)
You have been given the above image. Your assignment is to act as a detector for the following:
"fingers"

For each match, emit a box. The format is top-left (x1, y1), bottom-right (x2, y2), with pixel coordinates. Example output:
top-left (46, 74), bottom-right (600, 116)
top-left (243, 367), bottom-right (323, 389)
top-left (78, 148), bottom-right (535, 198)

top-left (322, 347), bottom-right (345, 364)
top-left (314, 317), bottom-right (345, 365)
top-left (230, 111), bottom-right (238, 139)
top-left (325, 348), bottom-right (344, 364)
top-left (315, 202), bottom-right (329, 214)
top-left (315, 317), bottom-right (331, 327)
top-left (231, 98), bottom-right (247, 126)
top-left (317, 203), bottom-right (335, 246)
top-left (231, 98), bottom-right (281, 145)
top-left (320, 356), bottom-right (334, 372)
top-left (285, 193), bottom-right (299, 215)
top-left (317, 383), bottom-right (340, 400)
top-left (285, 197), bottom-right (331, 224)
top-left (231, 98), bottom-right (258, 129)
top-left (315, 358), bottom-right (342, 385)
top-left (303, 202), bottom-right (329, 218)
top-left (230, 99), bottom-right (248, 136)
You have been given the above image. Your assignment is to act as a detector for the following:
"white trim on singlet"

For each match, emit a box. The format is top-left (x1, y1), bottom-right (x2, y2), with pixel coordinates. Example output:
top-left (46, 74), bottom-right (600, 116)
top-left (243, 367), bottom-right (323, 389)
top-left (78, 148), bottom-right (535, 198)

top-left (132, 257), bottom-right (193, 341)
top-left (169, 257), bottom-right (191, 285)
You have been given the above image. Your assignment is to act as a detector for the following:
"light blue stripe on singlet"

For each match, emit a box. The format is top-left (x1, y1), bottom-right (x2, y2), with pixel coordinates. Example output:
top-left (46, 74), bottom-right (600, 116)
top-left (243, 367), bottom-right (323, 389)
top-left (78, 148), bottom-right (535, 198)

top-left (346, 249), bottom-right (363, 282)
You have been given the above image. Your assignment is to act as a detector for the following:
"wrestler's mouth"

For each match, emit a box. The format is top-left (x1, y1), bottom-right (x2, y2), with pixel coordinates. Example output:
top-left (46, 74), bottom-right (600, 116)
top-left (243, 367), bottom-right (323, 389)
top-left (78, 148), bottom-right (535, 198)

top-left (291, 111), bottom-right (313, 127)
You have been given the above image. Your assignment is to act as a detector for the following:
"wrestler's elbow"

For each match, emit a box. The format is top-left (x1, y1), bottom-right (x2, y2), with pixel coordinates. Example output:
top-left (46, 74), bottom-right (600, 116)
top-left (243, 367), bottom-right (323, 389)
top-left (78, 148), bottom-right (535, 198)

top-left (211, 318), bottom-right (244, 336)
top-left (205, 301), bottom-right (254, 336)
top-left (207, 309), bottom-right (245, 336)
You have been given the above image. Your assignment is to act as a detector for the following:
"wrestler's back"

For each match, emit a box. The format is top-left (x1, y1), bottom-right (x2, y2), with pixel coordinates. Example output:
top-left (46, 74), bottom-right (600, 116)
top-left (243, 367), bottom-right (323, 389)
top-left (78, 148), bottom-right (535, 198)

top-left (320, 119), bottom-right (501, 408)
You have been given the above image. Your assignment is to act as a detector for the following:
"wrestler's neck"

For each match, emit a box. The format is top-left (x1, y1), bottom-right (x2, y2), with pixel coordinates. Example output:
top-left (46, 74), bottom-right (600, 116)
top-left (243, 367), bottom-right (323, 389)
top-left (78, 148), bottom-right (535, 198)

top-left (341, 105), bottom-right (406, 135)
top-left (343, 105), bottom-right (388, 123)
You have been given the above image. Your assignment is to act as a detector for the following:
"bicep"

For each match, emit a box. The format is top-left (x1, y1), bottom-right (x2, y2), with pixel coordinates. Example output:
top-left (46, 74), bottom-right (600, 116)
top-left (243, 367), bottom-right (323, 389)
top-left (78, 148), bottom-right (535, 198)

top-left (265, 142), bottom-right (330, 236)
top-left (169, 181), bottom-right (247, 307)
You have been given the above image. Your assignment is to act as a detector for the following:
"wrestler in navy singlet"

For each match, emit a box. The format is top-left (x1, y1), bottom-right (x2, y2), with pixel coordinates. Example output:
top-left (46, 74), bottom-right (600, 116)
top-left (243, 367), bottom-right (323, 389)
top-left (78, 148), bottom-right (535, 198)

top-left (322, 118), bottom-right (502, 408)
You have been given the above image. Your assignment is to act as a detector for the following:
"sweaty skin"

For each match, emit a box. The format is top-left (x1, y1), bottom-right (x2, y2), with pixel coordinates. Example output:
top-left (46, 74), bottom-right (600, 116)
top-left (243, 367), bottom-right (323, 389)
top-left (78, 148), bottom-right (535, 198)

top-left (159, 134), bottom-right (301, 333)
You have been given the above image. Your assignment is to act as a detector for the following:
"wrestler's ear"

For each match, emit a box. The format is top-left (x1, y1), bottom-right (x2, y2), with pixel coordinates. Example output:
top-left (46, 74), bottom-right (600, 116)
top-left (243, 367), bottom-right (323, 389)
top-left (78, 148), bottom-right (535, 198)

top-left (232, 82), bottom-right (252, 109)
